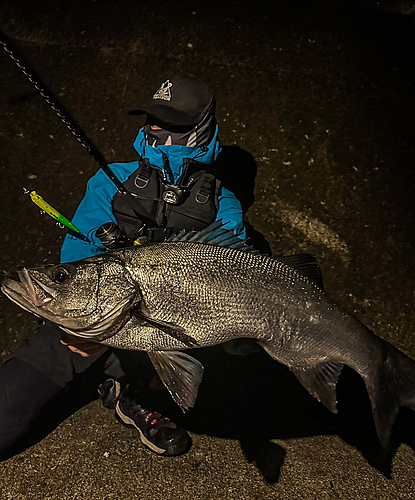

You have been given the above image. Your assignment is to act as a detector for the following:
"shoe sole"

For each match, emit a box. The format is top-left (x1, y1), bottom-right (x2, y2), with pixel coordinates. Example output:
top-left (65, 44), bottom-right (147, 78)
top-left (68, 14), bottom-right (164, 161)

top-left (115, 401), bottom-right (167, 455)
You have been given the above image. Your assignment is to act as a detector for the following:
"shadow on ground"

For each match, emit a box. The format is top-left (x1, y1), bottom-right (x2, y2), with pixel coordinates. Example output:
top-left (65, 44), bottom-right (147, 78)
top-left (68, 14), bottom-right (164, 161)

top-left (3, 345), bottom-right (415, 484)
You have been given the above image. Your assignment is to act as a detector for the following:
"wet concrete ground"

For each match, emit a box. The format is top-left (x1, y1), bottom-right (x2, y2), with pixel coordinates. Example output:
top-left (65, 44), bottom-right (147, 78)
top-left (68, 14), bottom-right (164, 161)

top-left (1, 0), bottom-right (415, 498)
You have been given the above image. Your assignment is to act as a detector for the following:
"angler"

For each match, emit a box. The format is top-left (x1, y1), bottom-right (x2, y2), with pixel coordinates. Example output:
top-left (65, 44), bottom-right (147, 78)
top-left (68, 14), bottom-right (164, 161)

top-left (0, 75), bottom-right (248, 458)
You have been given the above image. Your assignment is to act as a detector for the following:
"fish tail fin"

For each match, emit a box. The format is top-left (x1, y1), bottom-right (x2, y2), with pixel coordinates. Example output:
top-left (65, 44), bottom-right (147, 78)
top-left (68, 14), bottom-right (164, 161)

top-left (365, 340), bottom-right (415, 448)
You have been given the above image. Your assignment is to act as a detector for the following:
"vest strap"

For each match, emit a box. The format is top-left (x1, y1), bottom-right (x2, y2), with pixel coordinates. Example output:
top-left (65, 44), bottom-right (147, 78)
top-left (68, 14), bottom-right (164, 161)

top-left (134, 161), bottom-right (153, 189)
top-left (195, 174), bottom-right (215, 204)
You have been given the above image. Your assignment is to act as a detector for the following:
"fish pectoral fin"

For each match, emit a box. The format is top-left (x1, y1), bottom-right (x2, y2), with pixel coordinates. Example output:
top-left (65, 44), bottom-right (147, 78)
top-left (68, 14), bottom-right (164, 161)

top-left (148, 351), bottom-right (204, 411)
top-left (291, 361), bottom-right (344, 413)
top-left (132, 309), bottom-right (198, 347)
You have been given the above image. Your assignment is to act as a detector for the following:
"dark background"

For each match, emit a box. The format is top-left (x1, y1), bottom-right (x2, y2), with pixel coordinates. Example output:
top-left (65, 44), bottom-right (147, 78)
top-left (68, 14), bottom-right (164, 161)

top-left (1, 1), bottom-right (415, 498)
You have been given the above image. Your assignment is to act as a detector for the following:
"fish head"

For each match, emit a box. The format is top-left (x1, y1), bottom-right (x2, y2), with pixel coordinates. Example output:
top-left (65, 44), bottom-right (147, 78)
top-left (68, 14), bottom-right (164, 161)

top-left (1, 255), bottom-right (139, 339)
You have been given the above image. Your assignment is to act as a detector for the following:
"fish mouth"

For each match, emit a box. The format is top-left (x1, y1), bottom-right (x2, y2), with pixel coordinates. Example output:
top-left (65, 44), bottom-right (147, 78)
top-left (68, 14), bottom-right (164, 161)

top-left (1, 269), bottom-right (136, 336)
top-left (2, 269), bottom-right (57, 315)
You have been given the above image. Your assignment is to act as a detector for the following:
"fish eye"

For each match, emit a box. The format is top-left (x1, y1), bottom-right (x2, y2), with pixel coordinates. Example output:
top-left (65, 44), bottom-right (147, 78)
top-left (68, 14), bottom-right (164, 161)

top-left (53, 267), bottom-right (71, 283)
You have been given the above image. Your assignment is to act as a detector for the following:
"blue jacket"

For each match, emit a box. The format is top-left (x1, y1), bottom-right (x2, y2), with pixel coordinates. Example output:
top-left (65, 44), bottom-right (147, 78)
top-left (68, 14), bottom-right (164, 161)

top-left (60, 126), bottom-right (245, 263)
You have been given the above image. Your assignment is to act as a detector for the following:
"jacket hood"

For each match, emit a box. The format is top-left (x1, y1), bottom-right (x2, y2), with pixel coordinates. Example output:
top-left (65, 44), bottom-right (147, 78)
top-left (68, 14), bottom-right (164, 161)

top-left (133, 125), bottom-right (221, 184)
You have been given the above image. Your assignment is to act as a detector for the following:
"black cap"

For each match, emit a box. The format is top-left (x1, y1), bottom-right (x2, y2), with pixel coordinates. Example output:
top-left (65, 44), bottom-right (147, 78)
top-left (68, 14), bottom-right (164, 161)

top-left (129, 75), bottom-right (214, 130)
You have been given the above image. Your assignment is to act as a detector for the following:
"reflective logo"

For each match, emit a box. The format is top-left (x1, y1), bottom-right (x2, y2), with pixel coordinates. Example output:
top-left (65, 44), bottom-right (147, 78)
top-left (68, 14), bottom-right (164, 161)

top-left (162, 190), bottom-right (179, 205)
top-left (153, 80), bottom-right (173, 101)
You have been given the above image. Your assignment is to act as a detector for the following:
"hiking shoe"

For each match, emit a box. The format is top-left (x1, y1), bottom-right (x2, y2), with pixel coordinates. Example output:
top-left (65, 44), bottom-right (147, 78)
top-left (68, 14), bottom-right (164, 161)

top-left (115, 396), bottom-right (191, 457)
top-left (98, 379), bottom-right (123, 409)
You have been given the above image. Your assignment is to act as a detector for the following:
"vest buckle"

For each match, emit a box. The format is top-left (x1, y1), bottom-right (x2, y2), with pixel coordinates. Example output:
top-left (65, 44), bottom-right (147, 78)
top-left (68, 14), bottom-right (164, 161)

top-left (134, 175), bottom-right (150, 189)
top-left (195, 190), bottom-right (210, 204)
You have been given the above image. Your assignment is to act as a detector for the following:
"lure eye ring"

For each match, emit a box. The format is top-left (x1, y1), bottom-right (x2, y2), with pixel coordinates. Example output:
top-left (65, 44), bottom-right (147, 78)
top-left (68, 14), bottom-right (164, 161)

top-left (53, 267), bottom-right (71, 284)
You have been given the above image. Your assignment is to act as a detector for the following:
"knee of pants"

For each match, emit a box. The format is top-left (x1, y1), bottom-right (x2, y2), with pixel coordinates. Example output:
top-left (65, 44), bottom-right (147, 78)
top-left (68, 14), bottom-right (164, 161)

top-left (0, 358), bottom-right (63, 452)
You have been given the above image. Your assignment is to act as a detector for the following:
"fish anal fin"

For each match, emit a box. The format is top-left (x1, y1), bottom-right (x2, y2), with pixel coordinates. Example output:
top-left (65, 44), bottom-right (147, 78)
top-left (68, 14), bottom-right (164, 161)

top-left (148, 351), bottom-right (204, 411)
top-left (292, 361), bottom-right (343, 413)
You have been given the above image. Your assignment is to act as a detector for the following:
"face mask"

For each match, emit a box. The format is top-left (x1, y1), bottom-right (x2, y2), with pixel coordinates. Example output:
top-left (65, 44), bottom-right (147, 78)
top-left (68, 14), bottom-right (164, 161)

top-left (144, 111), bottom-right (216, 148)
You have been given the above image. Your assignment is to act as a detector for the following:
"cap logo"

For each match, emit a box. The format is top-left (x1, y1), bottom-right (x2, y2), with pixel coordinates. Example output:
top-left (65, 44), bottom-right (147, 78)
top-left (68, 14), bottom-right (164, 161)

top-left (153, 80), bottom-right (173, 101)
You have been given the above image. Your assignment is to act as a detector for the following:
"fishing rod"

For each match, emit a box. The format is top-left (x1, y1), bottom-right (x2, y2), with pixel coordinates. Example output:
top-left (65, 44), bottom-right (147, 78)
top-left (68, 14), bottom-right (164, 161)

top-left (0, 31), bottom-right (128, 195)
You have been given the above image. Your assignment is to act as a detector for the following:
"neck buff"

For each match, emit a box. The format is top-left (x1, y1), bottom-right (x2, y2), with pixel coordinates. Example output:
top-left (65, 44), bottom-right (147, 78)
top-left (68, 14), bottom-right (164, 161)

top-left (144, 111), bottom-right (217, 148)
top-left (133, 115), bottom-right (221, 185)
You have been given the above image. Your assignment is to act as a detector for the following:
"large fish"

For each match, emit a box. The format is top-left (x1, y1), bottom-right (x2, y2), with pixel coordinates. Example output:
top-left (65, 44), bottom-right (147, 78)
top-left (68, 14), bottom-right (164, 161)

top-left (2, 222), bottom-right (415, 446)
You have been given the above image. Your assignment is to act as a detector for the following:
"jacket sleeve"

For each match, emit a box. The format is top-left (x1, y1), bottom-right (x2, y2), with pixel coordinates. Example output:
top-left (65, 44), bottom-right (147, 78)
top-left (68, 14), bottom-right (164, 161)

top-left (216, 187), bottom-right (246, 239)
top-left (60, 165), bottom-right (130, 263)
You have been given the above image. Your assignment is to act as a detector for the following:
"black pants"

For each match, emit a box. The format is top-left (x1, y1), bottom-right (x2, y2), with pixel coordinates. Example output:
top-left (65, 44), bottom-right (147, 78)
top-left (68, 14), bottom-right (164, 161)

top-left (0, 322), bottom-right (153, 458)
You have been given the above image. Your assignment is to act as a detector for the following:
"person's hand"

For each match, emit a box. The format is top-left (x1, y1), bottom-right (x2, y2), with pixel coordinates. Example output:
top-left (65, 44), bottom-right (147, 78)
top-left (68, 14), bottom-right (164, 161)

top-left (60, 332), bottom-right (108, 358)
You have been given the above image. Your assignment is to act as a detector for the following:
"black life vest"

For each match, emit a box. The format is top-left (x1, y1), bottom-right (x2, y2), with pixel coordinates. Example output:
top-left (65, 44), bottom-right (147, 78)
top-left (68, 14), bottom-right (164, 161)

top-left (111, 157), bottom-right (220, 242)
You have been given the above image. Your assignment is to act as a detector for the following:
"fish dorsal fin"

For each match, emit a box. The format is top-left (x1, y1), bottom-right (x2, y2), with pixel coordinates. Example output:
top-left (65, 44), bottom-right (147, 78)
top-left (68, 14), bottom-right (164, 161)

top-left (147, 351), bottom-right (204, 411)
top-left (277, 254), bottom-right (324, 290)
top-left (292, 361), bottom-right (344, 413)
top-left (166, 220), bottom-right (259, 254)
